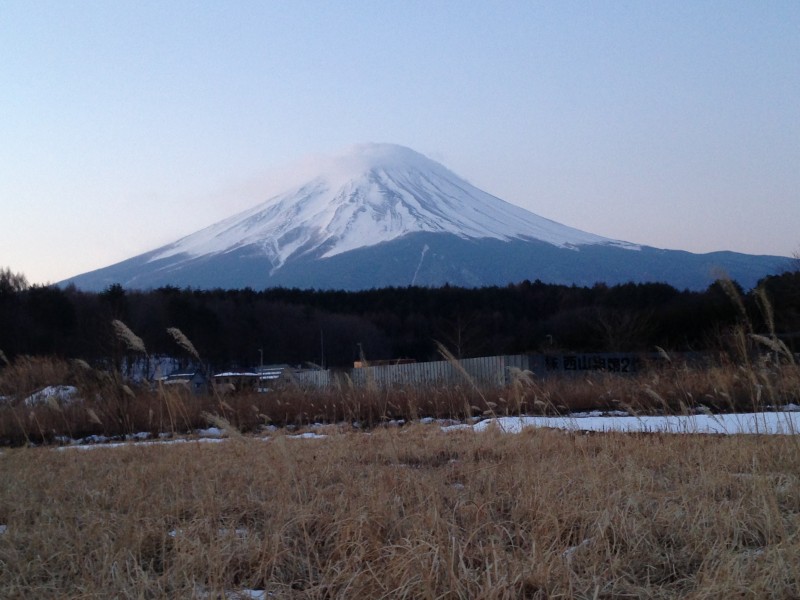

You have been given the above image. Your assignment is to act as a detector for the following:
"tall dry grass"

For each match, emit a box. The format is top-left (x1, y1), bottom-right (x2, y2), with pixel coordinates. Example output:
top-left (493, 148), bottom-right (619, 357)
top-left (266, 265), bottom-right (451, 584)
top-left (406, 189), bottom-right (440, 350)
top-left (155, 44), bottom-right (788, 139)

top-left (0, 427), bottom-right (798, 597)
top-left (1, 353), bottom-right (800, 445)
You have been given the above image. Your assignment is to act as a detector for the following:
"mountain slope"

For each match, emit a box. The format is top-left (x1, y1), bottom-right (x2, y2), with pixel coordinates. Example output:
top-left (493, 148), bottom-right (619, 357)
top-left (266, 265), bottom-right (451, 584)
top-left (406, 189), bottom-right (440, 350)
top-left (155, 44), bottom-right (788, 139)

top-left (61, 144), bottom-right (790, 291)
top-left (63, 232), bottom-right (787, 292)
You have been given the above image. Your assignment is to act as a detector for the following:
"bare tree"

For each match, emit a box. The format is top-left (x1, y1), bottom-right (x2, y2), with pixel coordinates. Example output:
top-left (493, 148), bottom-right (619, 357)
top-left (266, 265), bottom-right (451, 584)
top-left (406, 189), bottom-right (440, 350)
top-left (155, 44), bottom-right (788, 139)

top-left (0, 267), bottom-right (28, 296)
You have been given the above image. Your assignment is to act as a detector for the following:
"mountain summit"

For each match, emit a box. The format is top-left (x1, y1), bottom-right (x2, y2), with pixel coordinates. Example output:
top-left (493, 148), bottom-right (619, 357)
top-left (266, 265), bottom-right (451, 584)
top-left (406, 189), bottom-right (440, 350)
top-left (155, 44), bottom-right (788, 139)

top-left (149, 143), bottom-right (635, 272)
top-left (62, 143), bottom-right (789, 291)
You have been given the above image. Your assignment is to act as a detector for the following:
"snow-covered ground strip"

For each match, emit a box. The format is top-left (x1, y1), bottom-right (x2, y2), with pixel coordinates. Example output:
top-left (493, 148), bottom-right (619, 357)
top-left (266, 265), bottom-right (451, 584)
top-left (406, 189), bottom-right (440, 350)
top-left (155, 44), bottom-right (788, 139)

top-left (287, 432), bottom-right (328, 440)
top-left (47, 409), bottom-right (800, 451)
top-left (53, 424), bottom-right (331, 450)
top-left (448, 411), bottom-right (800, 435)
top-left (197, 589), bottom-right (267, 600)
top-left (56, 436), bottom-right (229, 451)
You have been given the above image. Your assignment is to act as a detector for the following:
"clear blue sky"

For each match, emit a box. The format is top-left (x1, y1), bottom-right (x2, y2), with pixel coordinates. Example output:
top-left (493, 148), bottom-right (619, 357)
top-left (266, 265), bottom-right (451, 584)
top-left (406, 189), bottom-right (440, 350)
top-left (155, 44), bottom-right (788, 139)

top-left (2, 1), bottom-right (798, 285)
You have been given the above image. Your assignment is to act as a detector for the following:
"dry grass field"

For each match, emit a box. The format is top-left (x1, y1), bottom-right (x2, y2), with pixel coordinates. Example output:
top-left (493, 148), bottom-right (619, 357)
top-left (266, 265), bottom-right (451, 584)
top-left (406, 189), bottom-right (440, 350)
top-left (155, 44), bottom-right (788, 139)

top-left (1, 425), bottom-right (800, 598)
top-left (1, 289), bottom-right (799, 598)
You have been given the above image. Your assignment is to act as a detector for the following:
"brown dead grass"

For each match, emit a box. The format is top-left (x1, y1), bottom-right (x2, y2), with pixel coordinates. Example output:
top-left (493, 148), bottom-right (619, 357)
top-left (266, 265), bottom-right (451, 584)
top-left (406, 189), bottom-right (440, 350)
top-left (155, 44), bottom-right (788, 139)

top-left (1, 427), bottom-right (799, 598)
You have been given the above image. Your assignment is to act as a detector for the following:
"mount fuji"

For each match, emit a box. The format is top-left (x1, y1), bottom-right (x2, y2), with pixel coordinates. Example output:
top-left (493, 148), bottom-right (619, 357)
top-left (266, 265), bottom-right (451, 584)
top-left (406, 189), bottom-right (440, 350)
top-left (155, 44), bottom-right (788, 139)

top-left (62, 143), bottom-right (790, 291)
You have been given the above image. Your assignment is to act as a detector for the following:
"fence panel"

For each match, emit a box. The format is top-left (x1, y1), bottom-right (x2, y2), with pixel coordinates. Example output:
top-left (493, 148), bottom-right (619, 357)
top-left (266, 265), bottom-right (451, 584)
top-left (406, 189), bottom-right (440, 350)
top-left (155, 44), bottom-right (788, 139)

top-left (292, 352), bottom-right (654, 390)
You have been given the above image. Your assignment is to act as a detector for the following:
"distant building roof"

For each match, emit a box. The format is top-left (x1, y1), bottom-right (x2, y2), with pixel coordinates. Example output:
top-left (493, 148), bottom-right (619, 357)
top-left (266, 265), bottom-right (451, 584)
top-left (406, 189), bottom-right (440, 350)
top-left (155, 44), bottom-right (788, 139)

top-left (213, 372), bottom-right (259, 378)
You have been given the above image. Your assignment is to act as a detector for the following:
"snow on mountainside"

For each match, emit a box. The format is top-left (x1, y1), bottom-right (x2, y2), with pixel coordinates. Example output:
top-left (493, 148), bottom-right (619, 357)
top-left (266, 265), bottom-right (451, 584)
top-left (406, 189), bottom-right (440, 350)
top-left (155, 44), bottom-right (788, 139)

top-left (61, 143), bottom-right (790, 292)
top-left (150, 143), bottom-right (637, 271)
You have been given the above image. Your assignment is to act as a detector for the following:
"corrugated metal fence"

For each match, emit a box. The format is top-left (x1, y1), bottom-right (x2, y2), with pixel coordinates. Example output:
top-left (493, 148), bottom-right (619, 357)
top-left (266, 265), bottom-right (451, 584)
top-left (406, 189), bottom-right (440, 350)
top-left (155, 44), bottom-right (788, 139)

top-left (292, 352), bottom-right (656, 390)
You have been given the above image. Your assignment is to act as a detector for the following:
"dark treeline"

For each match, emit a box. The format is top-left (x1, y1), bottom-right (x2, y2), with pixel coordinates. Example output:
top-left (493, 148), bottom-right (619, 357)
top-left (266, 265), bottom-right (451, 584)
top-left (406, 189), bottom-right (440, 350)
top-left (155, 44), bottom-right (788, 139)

top-left (1, 267), bottom-right (799, 370)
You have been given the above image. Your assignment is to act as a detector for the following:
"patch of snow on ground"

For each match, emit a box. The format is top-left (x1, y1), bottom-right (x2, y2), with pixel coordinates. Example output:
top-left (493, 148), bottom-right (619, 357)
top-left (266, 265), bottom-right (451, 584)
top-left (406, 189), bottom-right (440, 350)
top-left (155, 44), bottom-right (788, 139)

top-left (562, 538), bottom-right (592, 559)
top-left (288, 432), bottom-right (328, 440)
top-left (226, 591), bottom-right (267, 600)
top-left (23, 385), bottom-right (80, 406)
top-left (197, 427), bottom-right (225, 437)
top-left (81, 435), bottom-right (112, 444)
top-left (196, 589), bottom-right (268, 600)
top-left (57, 437), bottom-right (229, 451)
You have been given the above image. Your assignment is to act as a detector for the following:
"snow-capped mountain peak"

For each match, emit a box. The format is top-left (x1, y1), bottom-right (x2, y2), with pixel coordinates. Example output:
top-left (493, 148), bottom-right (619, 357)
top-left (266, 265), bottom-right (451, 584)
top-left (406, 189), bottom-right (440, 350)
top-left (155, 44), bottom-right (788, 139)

top-left (61, 143), bottom-right (789, 292)
top-left (150, 143), bottom-right (636, 270)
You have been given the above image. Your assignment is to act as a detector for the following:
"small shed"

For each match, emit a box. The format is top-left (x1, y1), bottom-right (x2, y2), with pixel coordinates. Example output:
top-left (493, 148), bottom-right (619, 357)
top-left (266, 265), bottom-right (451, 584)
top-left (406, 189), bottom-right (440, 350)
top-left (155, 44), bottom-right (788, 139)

top-left (212, 371), bottom-right (260, 393)
top-left (256, 364), bottom-right (292, 392)
top-left (212, 365), bottom-right (292, 393)
top-left (162, 370), bottom-right (208, 395)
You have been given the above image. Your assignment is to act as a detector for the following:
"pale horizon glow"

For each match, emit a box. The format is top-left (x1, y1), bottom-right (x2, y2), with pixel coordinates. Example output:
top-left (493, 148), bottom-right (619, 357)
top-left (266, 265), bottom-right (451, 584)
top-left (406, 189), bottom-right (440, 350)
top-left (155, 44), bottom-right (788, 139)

top-left (1, 1), bottom-right (798, 285)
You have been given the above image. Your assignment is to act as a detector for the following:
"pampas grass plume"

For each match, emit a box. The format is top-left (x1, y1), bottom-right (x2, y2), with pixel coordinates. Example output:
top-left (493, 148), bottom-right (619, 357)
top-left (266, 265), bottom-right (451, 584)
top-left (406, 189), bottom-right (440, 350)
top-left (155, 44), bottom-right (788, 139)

top-left (71, 358), bottom-right (92, 371)
top-left (201, 411), bottom-right (242, 439)
top-left (86, 408), bottom-right (103, 426)
top-left (167, 327), bottom-right (200, 361)
top-left (112, 320), bottom-right (147, 355)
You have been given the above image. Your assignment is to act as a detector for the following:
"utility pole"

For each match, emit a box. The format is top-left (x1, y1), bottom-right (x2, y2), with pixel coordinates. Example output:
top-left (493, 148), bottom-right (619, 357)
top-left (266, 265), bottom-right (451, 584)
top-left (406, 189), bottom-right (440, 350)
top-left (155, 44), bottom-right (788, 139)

top-left (258, 348), bottom-right (263, 372)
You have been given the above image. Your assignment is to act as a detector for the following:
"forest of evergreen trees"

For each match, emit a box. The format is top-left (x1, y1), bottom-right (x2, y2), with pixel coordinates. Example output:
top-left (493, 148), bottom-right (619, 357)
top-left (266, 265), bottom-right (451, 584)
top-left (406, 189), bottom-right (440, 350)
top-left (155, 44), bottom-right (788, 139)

top-left (1, 267), bottom-right (799, 371)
